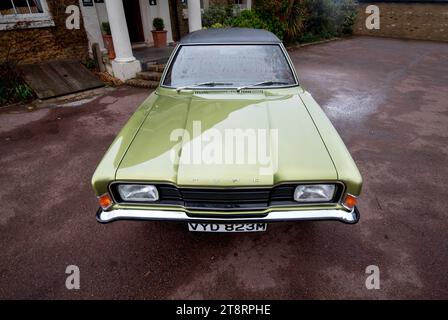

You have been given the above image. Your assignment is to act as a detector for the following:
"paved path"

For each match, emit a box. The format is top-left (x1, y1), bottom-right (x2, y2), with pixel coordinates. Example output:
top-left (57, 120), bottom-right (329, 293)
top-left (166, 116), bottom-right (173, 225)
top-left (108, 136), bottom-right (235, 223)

top-left (1, 37), bottom-right (447, 299)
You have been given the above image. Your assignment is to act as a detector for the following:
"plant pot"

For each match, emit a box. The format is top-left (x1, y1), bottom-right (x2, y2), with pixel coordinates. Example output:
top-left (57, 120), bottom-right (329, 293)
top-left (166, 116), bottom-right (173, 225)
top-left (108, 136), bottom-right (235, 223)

top-left (102, 35), bottom-right (116, 60)
top-left (151, 30), bottom-right (167, 48)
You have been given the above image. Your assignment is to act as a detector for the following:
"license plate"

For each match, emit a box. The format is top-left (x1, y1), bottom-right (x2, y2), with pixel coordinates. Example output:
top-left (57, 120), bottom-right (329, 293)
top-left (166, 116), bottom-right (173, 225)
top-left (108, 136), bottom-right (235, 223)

top-left (188, 223), bottom-right (267, 233)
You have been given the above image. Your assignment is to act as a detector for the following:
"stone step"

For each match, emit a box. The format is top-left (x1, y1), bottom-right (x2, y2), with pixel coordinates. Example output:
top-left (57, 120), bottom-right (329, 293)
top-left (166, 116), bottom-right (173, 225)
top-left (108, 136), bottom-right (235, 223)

top-left (136, 71), bottom-right (162, 81)
top-left (146, 64), bottom-right (166, 72)
top-left (126, 78), bottom-right (159, 89)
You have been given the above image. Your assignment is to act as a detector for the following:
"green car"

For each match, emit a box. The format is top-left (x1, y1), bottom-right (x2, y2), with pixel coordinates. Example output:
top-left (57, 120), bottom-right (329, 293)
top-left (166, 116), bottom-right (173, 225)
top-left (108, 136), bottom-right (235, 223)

top-left (92, 28), bottom-right (362, 232)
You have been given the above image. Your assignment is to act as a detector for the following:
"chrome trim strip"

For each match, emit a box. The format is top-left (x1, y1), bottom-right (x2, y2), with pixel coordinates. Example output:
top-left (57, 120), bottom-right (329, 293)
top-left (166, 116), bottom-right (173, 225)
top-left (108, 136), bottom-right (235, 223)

top-left (158, 43), bottom-right (180, 86)
top-left (96, 207), bottom-right (360, 225)
top-left (279, 43), bottom-right (300, 85)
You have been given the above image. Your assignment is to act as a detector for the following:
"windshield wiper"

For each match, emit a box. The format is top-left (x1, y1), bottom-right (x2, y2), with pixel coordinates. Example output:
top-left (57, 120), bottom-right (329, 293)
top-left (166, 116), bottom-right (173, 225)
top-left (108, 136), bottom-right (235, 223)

top-left (176, 82), bottom-right (233, 93)
top-left (236, 80), bottom-right (290, 93)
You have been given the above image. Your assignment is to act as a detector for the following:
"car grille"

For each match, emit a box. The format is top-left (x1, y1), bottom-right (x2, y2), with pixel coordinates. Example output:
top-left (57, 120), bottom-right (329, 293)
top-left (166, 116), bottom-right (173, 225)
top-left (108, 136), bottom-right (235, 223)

top-left (110, 183), bottom-right (343, 212)
top-left (175, 188), bottom-right (271, 211)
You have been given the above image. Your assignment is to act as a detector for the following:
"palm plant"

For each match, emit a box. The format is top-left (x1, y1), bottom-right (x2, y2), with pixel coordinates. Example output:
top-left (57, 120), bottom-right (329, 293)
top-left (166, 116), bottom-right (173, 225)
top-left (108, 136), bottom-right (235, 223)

top-left (257, 0), bottom-right (307, 42)
top-left (284, 0), bottom-right (308, 41)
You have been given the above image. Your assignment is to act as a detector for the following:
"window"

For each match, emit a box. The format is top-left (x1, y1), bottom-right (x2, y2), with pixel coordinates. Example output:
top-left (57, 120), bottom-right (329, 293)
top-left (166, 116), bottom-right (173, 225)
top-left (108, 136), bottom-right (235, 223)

top-left (234, 0), bottom-right (250, 9)
top-left (1, 0), bottom-right (44, 15)
top-left (163, 45), bottom-right (296, 88)
top-left (0, 0), bottom-right (54, 30)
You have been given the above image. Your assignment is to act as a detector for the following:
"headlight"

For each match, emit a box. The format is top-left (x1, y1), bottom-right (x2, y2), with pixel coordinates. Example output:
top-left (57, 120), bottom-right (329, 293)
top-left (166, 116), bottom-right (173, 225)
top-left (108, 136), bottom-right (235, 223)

top-left (294, 184), bottom-right (335, 202)
top-left (117, 184), bottom-right (159, 202)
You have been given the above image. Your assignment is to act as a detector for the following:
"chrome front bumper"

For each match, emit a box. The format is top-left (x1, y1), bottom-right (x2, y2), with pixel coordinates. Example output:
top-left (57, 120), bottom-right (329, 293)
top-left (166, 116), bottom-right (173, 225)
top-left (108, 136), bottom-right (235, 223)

top-left (96, 207), bottom-right (360, 224)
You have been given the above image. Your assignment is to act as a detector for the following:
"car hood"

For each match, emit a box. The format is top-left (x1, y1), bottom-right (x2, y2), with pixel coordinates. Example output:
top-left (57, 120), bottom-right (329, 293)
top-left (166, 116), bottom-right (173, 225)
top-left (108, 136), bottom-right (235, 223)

top-left (116, 90), bottom-right (337, 186)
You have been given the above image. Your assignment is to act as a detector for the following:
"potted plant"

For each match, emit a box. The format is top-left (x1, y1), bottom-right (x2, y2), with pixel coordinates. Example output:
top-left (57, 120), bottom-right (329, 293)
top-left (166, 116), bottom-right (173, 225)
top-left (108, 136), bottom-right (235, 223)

top-left (151, 17), bottom-right (167, 48)
top-left (101, 22), bottom-right (115, 60)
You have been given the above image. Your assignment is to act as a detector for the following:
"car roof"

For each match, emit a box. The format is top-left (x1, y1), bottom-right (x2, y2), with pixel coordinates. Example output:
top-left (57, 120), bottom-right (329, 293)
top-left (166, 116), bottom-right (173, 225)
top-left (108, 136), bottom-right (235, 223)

top-left (179, 28), bottom-right (281, 44)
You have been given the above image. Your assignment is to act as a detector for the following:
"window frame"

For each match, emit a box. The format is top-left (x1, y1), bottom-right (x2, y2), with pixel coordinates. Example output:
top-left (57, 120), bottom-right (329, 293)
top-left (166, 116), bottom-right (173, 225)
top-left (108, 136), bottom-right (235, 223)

top-left (160, 43), bottom-right (300, 90)
top-left (234, 0), bottom-right (249, 9)
top-left (0, 0), bottom-right (55, 30)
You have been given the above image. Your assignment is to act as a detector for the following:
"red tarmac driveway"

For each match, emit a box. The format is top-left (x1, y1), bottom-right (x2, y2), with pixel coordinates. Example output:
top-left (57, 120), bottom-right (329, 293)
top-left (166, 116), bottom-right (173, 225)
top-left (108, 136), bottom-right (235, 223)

top-left (0, 37), bottom-right (447, 299)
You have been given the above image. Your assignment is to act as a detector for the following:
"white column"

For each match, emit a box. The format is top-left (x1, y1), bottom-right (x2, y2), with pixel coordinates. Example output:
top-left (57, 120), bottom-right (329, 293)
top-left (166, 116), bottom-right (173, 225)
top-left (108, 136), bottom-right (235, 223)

top-left (188, 0), bottom-right (202, 32)
top-left (105, 0), bottom-right (134, 63)
top-left (79, 0), bottom-right (105, 53)
top-left (246, 0), bottom-right (252, 10)
top-left (104, 0), bottom-right (141, 80)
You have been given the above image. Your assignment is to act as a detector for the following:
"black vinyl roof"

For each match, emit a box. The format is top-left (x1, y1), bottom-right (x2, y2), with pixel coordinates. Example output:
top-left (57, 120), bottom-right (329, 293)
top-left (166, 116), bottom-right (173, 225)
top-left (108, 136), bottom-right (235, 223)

top-left (179, 28), bottom-right (282, 44)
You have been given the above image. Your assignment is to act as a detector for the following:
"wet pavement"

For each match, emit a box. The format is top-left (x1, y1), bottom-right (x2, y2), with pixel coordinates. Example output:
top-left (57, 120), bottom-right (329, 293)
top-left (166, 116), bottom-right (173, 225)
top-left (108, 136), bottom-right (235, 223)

top-left (1, 36), bottom-right (447, 299)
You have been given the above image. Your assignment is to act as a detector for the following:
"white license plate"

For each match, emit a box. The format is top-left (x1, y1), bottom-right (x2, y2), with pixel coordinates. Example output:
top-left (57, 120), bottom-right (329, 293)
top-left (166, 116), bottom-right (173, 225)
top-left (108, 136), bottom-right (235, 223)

top-left (188, 223), bottom-right (267, 233)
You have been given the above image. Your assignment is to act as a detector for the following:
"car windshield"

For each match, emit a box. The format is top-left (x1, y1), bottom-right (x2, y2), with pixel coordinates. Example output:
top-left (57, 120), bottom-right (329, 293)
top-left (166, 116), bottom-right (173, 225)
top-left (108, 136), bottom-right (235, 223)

top-left (162, 44), bottom-right (296, 88)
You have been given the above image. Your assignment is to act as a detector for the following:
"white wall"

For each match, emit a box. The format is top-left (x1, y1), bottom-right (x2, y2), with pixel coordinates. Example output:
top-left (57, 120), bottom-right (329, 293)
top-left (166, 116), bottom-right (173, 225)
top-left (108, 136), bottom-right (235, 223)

top-left (158, 0), bottom-right (174, 43)
top-left (139, 0), bottom-right (173, 44)
top-left (91, 0), bottom-right (173, 46)
top-left (95, 2), bottom-right (108, 25)
top-left (79, 0), bottom-right (105, 53)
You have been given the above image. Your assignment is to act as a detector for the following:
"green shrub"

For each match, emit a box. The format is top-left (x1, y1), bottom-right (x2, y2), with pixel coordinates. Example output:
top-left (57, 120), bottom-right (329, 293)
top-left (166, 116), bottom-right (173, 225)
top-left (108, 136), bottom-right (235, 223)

top-left (200, 1), bottom-right (357, 44)
top-left (255, 0), bottom-right (307, 42)
top-left (83, 58), bottom-right (96, 71)
top-left (0, 59), bottom-right (34, 106)
top-left (227, 10), bottom-right (265, 30)
top-left (153, 17), bottom-right (165, 31)
top-left (339, 0), bottom-right (358, 34)
top-left (226, 9), bottom-right (285, 40)
top-left (250, 10), bottom-right (285, 40)
top-left (301, 0), bottom-right (357, 40)
top-left (301, 0), bottom-right (335, 39)
top-left (254, 0), bottom-right (357, 44)
top-left (201, 6), bottom-right (284, 39)
top-left (202, 6), bottom-right (232, 27)
top-left (101, 22), bottom-right (111, 35)
top-left (210, 23), bottom-right (224, 29)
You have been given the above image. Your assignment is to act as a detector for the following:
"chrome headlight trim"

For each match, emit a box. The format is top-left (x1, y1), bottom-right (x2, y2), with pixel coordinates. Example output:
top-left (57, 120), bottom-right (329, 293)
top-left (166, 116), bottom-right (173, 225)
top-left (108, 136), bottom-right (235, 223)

top-left (293, 184), bottom-right (336, 203)
top-left (117, 184), bottom-right (159, 202)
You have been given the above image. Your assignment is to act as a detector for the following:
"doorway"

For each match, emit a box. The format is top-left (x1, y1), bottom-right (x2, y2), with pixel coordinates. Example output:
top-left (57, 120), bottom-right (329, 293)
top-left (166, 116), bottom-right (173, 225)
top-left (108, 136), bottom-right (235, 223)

top-left (123, 0), bottom-right (145, 43)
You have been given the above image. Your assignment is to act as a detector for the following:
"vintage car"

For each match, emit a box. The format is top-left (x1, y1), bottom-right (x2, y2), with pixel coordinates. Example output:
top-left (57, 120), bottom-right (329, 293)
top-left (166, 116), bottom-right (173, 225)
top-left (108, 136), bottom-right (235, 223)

top-left (92, 28), bottom-right (362, 232)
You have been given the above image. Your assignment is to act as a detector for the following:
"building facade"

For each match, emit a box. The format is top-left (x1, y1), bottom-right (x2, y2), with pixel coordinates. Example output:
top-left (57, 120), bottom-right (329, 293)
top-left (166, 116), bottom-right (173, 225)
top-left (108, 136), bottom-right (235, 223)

top-left (0, 0), bottom-right (252, 81)
top-left (80, 0), bottom-right (251, 81)
top-left (0, 0), bottom-right (89, 64)
top-left (354, 0), bottom-right (448, 42)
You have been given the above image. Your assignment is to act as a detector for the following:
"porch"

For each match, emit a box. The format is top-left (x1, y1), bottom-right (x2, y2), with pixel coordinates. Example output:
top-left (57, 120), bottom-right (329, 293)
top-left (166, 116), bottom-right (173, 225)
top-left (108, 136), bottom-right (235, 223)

top-left (132, 45), bottom-right (174, 70)
top-left (81, 0), bottom-right (202, 82)
top-left (125, 45), bottom-right (175, 89)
